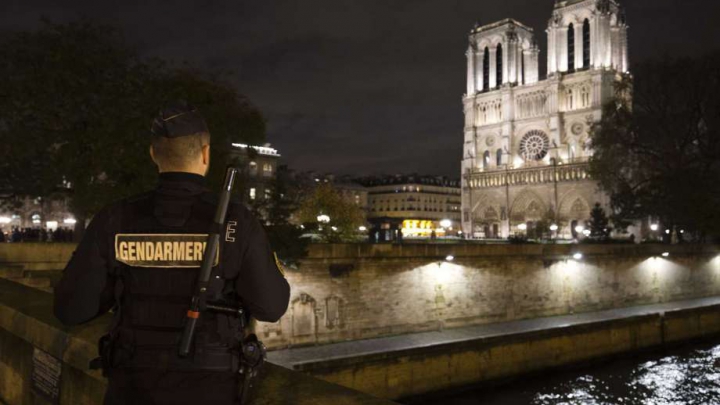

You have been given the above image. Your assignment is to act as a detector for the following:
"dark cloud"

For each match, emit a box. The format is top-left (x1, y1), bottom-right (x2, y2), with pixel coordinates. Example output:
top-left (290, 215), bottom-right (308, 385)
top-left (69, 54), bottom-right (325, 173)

top-left (2, 0), bottom-right (719, 177)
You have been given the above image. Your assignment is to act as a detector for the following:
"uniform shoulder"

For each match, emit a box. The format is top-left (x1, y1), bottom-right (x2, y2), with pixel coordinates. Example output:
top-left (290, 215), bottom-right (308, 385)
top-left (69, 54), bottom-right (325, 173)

top-left (198, 191), bottom-right (254, 222)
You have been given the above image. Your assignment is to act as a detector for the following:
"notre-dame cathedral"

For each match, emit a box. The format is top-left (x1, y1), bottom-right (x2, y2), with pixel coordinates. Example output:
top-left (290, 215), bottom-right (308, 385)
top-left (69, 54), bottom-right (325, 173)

top-left (461, 0), bottom-right (629, 239)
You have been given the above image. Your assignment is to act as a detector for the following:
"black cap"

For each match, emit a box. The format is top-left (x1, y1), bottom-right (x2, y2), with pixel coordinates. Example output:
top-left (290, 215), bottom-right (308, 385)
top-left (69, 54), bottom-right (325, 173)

top-left (151, 100), bottom-right (209, 138)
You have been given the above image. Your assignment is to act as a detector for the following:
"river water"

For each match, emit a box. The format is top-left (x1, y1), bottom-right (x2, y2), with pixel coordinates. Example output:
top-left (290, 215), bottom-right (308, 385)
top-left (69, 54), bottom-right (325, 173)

top-left (415, 339), bottom-right (720, 405)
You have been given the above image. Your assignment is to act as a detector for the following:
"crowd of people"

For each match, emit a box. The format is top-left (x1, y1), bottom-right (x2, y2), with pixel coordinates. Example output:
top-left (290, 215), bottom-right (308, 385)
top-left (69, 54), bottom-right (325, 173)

top-left (0, 226), bottom-right (74, 242)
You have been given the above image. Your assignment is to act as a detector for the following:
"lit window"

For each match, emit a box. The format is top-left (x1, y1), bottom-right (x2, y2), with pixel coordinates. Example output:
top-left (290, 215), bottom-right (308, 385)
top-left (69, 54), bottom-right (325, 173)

top-left (249, 161), bottom-right (257, 176)
top-left (249, 188), bottom-right (256, 200)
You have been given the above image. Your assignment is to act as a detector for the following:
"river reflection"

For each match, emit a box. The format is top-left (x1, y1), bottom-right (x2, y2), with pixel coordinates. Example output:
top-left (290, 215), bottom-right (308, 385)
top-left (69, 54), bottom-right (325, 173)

top-left (416, 340), bottom-right (720, 405)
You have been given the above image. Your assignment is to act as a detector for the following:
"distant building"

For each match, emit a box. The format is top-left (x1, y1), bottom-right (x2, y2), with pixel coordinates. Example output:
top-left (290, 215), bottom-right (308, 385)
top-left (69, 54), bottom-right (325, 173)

top-left (292, 172), bottom-right (369, 212)
top-left (359, 175), bottom-right (462, 242)
top-left (229, 143), bottom-right (281, 205)
top-left (461, 0), bottom-right (629, 239)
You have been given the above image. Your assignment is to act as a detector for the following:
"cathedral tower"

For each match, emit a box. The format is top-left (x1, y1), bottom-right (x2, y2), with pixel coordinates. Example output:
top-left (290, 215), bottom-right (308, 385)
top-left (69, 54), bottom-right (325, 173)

top-left (461, 0), bottom-right (628, 240)
top-left (547, 0), bottom-right (629, 75)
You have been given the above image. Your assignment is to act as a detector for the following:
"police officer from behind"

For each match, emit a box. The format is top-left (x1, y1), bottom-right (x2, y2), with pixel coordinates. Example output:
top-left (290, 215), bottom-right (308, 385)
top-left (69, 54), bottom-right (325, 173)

top-left (54, 101), bottom-right (291, 405)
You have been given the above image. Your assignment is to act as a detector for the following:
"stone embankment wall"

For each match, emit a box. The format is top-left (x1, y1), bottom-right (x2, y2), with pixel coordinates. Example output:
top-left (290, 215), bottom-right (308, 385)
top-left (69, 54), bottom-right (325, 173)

top-left (3, 243), bottom-right (720, 350)
top-left (258, 244), bottom-right (720, 349)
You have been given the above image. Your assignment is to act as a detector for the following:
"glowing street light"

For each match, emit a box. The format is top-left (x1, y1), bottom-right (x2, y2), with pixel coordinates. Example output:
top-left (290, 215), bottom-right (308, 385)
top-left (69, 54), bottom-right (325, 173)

top-left (440, 219), bottom-right (452, 228)
top-left (358, 226), bottom-right (367, 232)
top-left (549, 224), bottom-right (559, 232)
top-left (572, 252), bottom-right (583, 260)
top-left (518, 223), bottom-right (528, 231)
top-left (317, 214), bottom-right (330, 224)
top-left (582, 229), bottom-right (591, 237)
top-left (574, 225), bottom-right (584, 233)
top-left (331, 226), bottom-right (338, 231)
top-left (445, 255), bottom-right (454, 262)
top-left (661, 252), bottom-right (670, 257)
top-left (650, 223), bottom-right (659, 232)
top-left (63, 218), bottom-right (77, 225)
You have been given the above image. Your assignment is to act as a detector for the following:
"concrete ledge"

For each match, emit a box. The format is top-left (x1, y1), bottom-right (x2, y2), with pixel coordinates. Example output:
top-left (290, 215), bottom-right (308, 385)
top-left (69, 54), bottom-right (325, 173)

top-left (0, 279), bottom-right (396, 405)
top-left (269, 297), bottom-right (720, 400)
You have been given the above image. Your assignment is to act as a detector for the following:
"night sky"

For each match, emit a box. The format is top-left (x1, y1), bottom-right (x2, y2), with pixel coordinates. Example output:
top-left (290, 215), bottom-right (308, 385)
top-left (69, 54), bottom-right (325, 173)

top-left (2, 1), bottom-right (719, 177)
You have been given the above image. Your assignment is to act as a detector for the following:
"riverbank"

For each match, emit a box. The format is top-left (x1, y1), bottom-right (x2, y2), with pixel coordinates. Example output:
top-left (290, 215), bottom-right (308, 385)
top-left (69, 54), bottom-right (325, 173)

top-left (269, 296), bottom-right (720, 400)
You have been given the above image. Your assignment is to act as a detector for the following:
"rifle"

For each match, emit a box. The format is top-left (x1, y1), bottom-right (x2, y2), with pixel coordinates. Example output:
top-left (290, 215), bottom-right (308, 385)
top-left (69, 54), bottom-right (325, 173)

top-left (179, 165), bottom-right (238, 356)
top-left (178, 165), bottom-right (267, 404)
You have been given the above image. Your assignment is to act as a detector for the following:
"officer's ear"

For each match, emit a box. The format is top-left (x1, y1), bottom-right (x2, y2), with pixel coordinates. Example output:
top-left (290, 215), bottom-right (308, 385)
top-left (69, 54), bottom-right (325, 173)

top-left (201, 144), bottom-right (210, 166)
top-left (149, 145), bottom-right (158, 166)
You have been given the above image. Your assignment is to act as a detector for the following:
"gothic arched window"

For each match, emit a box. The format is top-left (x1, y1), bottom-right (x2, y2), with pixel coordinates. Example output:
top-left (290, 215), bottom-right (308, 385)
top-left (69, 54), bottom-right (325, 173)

top-left (583, 19), bottom-right (591, 68)
top-left (496, 43), bottom-right (503, 85)
top-left (483, 47), bottom-right (490, 91)
top-left (483, 150), bottom-right (490, 169)
top-left (568, 23), bottom-right (575, 71)
top-left (521, 51), bottom-right (525, 85)
top-left (496, 148), bottom-right (503, 166)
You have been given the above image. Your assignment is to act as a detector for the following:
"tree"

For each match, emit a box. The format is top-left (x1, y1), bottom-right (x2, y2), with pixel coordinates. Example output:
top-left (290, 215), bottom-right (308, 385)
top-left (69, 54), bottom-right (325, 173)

top-left (587, 203), bottom-right (610, 240)
top-left (589, 52), bottom-right (720, 241)
top-left (295, 183), bottom-right (365, 243)
top-left (0, 21), bottom-right (266, 239)
top-left (262, 166), bottom-right (308, 265)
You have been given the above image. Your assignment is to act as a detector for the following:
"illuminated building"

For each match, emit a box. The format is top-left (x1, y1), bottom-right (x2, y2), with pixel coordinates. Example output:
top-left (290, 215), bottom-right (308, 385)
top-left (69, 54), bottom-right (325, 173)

top-left (461, 0), bottom-right (628, 239)
top-left (230, 143), bottom-right (280, 206)
top-left (361, 175), bottom-right (461, 242)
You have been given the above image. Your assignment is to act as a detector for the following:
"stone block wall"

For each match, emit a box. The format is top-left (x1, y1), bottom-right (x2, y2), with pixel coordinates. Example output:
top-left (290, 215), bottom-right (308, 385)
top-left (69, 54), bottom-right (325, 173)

top-left (257, 244), bottom-right (720, 349)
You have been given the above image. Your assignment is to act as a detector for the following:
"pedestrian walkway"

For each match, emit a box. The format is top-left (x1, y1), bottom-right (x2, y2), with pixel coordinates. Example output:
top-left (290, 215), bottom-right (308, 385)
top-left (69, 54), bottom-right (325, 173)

top-left (268, 296), bottom-right (720, 369)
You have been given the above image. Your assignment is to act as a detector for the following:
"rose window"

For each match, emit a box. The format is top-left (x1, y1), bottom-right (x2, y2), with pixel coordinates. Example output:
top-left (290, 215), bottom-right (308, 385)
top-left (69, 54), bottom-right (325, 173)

top-left (519, 130), bottom-right (550, 161)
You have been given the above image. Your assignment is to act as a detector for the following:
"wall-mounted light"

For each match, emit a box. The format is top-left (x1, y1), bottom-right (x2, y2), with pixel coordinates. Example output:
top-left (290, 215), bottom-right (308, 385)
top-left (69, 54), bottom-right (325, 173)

top-left (358, 226), bottom-right (367, 231)
top-left (549, 224), bottom-right (559, 231)
top-left (661, 252), bottom-right (670, 257)
top-left (572, 253), bottom-right (583, 260)
top-left (445, 255), bottom-right (455, 262)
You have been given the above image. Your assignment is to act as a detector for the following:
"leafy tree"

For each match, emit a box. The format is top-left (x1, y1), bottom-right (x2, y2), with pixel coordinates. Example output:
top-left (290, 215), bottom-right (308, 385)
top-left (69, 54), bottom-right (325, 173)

top-left (587, 203), bottom-right (610, 240)
top-left (589, 53), bottom-right (720, 241)
top-left (296, 183), bottom-right (365, 243)
top-left (0, 21), bottom-right (265, 239)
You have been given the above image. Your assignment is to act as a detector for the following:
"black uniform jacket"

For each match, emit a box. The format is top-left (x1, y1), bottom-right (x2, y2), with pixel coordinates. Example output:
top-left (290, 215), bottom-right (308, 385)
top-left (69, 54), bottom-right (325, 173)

top-left (54, 172), bottom-right (290, 327)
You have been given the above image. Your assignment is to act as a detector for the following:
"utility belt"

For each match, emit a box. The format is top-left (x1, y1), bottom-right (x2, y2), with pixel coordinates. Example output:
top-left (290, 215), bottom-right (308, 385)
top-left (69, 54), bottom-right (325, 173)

top-left (89, 333), bottom-right (238, 374)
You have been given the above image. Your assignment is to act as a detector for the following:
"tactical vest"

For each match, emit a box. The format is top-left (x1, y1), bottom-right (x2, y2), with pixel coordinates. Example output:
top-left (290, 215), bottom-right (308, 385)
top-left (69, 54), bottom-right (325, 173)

top-left (106, 185), bottom-right (242, 372)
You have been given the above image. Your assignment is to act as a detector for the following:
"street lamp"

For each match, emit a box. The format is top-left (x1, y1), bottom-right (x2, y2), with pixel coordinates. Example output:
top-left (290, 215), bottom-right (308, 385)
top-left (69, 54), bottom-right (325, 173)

top-left (358, 226), bottom-right (367, 232)
top-left (518, 223), bottom-right (527, 231)
top-left (440, 219), bottom-right (452, 228)
top-left (650, 223), bottom-right (659, 232)
top-left (549, 224), bottom-right (558, 232)
top-left (317, 214), bottom-right (330, 224)
top-left (572, 252), bottom-right (583, 260)
top-left (574, 225), bottom-right (584, 234)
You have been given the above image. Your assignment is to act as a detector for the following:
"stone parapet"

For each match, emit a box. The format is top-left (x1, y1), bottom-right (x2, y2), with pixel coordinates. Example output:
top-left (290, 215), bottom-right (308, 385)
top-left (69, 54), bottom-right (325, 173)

top-left (0, 279), bottom-right (396, 405)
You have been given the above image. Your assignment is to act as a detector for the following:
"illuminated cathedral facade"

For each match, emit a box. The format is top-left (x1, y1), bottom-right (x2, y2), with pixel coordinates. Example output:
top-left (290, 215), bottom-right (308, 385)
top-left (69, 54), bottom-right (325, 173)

top-left (461, 0), bottom-right (629, 238)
